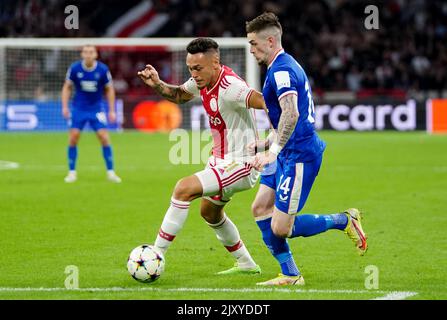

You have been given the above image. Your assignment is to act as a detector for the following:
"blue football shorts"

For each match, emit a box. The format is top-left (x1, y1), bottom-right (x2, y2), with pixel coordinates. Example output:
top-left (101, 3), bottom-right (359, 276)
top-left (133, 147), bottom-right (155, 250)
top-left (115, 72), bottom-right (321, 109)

top-left (260, 153), bottom-right (323, 215)
top-left (69, 110), bottom-right (107, 131)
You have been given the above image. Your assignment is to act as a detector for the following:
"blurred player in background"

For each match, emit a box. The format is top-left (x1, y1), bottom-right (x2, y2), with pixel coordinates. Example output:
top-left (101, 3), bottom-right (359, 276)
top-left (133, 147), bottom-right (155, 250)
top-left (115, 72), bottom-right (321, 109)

top-left (246, 12), bottom-right (368, 285)
top-left (138, 38), bottom-right (266, 275)
top-left (61, 45), bottom-right (121, 183)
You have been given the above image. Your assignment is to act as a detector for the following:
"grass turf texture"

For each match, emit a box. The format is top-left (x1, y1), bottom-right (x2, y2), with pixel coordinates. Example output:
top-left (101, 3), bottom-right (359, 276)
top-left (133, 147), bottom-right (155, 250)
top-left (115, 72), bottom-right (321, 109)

top-left (0, 131), bottom-right (445, 300)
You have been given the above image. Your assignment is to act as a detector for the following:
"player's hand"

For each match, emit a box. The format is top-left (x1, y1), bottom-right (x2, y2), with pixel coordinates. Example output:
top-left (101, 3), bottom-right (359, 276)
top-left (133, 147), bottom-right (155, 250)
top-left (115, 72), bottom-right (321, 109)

top-left (137, 64), bottom-right (161, 88)
top-left (62, 107), bottom-right (70, 119)
top-left (108, 111), bottom-right (117, 123)
top-left (247, 140), bottom-right (269, 156)
top-left (251, 151), bottom-right (277, 172)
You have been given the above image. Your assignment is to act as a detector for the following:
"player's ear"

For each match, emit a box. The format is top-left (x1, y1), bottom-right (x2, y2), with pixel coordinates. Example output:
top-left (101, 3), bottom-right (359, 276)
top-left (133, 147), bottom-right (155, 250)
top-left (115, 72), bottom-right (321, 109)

top-left (212, 53), bottom-right (220, 69)
top-left (267, 36), bottom-right (275, 49)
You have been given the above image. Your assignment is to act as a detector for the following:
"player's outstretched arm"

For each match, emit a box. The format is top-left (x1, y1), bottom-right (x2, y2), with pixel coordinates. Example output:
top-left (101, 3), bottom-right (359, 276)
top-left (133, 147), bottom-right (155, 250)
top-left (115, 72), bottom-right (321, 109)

top-left (137, 64), bottom-right (194, 104)
top-left (61, 80), bottom-right (72, 119)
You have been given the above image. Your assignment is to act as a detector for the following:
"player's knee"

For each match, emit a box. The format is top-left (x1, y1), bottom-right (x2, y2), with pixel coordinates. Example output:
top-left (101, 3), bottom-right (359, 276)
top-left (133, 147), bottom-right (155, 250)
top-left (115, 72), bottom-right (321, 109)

top-left (98, 133), bottom-right (109, 145)
top-left (271, 223), bottom-right (290, 239)
top-left (69, 132), bottom-right (80, 146)
top-left (173, 178), bottom-right (195, 202)
top-left (251, 201), bottom-right (271, 217)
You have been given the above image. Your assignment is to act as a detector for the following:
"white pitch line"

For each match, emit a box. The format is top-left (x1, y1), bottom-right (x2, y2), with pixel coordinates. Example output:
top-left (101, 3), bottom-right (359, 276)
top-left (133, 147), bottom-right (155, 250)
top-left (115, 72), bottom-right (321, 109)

top-left (372, 291), bottom-right (418, 300)
top-left (0, 160), bottom-right (19, 170)
top-left (0, 287), bottom-right (417, 299)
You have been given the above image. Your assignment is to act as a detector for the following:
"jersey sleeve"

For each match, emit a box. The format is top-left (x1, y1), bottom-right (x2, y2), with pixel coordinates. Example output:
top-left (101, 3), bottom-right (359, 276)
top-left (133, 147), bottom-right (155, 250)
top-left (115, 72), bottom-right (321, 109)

top-left (103, 66), bottom-right (113, 87)
top-left (180, 77), bottom-right (200, 97)
top-left (272, 67), bottom-right (298, 101)
top-left (105, 70), bottom-right (113, 86)
top-left (65, 65), bottom-right (75, 83)
top-left (223, 78), bottom-right (254, 109)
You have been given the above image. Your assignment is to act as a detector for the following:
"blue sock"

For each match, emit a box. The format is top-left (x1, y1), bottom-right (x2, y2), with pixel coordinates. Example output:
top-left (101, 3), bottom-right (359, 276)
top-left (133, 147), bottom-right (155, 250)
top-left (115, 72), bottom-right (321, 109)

top-left (256, 217), bottom-right (300, 276)
top-left (290, 213), bottom-right (348, 238)
top-left (102, 145), bottom-right (114, 170)
top-left (68, 146), bottom-right (77, 171)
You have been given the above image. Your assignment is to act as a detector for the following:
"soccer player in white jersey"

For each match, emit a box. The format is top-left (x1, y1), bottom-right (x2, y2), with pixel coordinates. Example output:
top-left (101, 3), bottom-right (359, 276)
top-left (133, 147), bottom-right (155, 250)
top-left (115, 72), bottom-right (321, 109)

top-left (137, 38), bottom-right (267, 275)
top-left (246, 13), bottom-right (368, 285)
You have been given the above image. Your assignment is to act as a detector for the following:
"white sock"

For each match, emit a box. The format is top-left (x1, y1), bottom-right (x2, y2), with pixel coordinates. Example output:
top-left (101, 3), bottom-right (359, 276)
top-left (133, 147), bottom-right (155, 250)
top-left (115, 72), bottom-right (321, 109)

top-left (154, 197), bottom-right (190, 255)
top-left (207, 213), bottom-right (257, 269)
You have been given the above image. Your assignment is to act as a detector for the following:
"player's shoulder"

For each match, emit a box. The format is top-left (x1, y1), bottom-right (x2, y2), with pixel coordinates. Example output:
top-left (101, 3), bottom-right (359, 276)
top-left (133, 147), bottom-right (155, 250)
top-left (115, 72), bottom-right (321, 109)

top-left (220, 65), bottom-right (247, 89)
top-left (273, 53), bottom-right (302, 73)
top-left (270, 53), bottom-right (305, 84)
top-left (219, 76), bottom-right (249, 101)
top-left (69, 60), bottom-right (82, 70)
top-left (96, 60), bottom-right (110, 71)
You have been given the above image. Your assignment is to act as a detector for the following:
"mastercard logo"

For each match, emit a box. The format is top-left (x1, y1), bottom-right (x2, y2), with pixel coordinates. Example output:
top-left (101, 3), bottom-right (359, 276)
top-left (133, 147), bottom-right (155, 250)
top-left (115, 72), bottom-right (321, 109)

top-left (132, 100), bottom-right (182, 132)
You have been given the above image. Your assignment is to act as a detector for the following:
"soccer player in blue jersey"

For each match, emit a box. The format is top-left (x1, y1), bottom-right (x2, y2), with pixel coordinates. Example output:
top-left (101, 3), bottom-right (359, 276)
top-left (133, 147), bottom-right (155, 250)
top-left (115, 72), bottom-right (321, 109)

top-left (61, 45), bottom-right (121, 183)
top-left (246, 12), bottom-right (368, 285)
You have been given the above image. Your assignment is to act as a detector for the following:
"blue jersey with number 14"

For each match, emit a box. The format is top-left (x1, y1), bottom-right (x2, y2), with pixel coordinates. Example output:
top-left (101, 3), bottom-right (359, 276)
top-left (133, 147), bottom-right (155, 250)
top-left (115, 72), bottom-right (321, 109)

top-left (66, 60), bottom-right (112, 112)
top-left (263, 50), bottom-right (326, 162)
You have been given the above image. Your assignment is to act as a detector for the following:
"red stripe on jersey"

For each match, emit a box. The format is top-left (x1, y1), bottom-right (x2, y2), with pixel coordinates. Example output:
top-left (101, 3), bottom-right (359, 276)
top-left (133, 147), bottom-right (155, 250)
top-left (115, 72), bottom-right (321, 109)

top-left (221, 76), bottom-right (230, 87)
top-left (219, 76), bottom-right (231, 91)
top-left (204, 68), bottom-right (225, 95)
top-left (158, 229), bottom-right (175, 241)
top-left (202, 65), bottom-right (243, 158)
top-left (210, 121), bottom-right (227, 159)
top-left (225, 240), bottom-right (243, 252)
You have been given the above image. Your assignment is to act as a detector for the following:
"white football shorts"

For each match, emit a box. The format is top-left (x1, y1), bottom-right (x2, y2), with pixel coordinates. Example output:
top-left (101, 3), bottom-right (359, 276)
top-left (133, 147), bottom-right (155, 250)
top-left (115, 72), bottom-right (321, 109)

top-left (194, 156), bottom-right (260, 205)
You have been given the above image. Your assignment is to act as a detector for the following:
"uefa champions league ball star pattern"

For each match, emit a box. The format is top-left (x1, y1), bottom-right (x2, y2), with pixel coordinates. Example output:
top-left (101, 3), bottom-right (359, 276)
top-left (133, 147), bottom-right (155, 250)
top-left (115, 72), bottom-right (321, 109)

top-left (127, 245), bottom-right (165, 283)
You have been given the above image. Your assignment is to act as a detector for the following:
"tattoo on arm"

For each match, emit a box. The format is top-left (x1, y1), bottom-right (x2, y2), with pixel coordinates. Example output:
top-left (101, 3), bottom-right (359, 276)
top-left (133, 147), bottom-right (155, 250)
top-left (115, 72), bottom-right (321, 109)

top-left (153, 81), bottom-right (192, 104)
top-left (277, 94), bottom-right (299, 148)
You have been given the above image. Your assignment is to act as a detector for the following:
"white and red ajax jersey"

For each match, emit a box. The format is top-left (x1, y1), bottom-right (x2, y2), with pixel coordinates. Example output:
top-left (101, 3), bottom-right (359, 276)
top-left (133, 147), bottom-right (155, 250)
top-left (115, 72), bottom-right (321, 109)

top-left (181, 65), bottom-right (257, 162)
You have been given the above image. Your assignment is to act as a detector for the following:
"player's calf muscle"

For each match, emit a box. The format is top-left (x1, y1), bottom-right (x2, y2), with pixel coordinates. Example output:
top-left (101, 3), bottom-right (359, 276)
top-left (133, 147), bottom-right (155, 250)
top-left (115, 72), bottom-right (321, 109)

top-left (200, 203), bottom-right (224, 224)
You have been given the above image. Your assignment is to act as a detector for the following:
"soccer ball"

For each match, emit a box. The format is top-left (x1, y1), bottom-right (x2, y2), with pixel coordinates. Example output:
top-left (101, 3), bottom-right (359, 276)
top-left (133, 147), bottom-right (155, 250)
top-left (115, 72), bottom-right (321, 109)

top-left (127, 244), bottom-right (165, 283)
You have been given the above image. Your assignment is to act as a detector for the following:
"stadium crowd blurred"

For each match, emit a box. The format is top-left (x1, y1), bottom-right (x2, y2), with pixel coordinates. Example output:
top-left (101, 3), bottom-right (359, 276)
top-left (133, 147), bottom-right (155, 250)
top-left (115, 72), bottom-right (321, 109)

top-left (1, 0), bottom-right (446, 94)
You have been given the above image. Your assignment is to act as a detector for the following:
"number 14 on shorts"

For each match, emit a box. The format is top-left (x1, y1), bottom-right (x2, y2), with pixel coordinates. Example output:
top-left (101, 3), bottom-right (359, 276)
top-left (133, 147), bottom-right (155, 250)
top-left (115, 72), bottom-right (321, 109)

top-left (277, 174), bottom-right (291, 201)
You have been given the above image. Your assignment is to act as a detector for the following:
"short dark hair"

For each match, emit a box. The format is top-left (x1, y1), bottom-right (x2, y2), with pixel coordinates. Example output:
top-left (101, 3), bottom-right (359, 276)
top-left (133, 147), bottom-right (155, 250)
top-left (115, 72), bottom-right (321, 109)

top-left (245, 12), bottom-right (282, 34)
top-left (82, 44), bottom-right (97, 51)
top-left (186, 38), bottom-right (219, 55)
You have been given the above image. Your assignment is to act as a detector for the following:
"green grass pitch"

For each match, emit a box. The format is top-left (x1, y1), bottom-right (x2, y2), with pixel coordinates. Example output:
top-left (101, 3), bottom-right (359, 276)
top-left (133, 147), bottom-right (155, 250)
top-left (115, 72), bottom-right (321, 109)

top-left (0, 131), bottom-right (446, 300)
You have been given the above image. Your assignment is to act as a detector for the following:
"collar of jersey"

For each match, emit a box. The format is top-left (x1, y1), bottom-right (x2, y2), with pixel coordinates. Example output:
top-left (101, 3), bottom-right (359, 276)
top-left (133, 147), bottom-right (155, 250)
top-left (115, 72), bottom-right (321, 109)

top-left (81, 60), bottom-right (97, 72)
top-left (204, 67), bottom-right (225, 94)
top-left (267, 49), bottom-right (285, 69)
